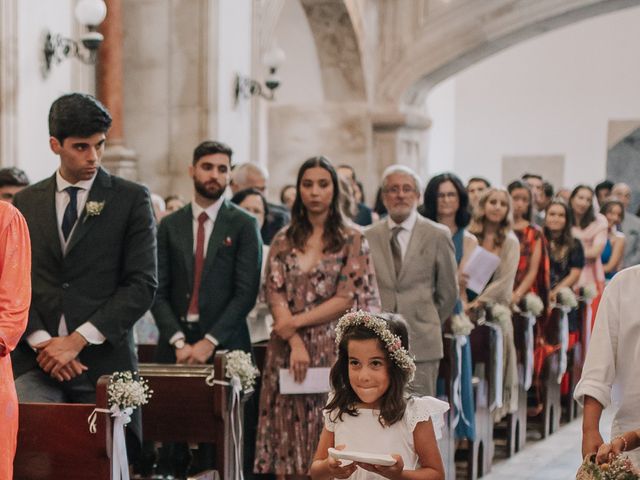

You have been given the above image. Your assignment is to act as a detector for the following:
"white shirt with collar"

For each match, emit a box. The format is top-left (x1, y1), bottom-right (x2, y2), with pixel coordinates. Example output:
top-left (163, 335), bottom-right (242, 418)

top-left (170, 196), bottom-right (225, 348)
top-left (27, 170), bottom-right (105, 348)
top-left (386, 209), bottom-right (418, 260)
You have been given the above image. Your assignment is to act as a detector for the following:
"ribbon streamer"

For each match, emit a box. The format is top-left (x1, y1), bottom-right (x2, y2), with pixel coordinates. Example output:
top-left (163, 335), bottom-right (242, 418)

top-left (87, 405), bottom-right (133, 480)
top-left (523, 312), bottom-right (536, 391)
top-left (557, 306), bottom-right (570, 383)
top-left (485, 322), bottom-right (503, 410)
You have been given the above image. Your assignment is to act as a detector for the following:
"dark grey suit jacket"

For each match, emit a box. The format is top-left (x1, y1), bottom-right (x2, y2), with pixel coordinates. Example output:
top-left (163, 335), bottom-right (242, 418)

top-left (12, 167), bottom-right (158, 382)
top-left (152, 200), bottom-right (262, 361)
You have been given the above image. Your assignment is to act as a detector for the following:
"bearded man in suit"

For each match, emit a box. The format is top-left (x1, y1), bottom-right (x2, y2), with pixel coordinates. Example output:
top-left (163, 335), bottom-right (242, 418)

top-left (364, 165), bottom-right (458, 396)
top-left (12, 93), bottom-right (157, 451)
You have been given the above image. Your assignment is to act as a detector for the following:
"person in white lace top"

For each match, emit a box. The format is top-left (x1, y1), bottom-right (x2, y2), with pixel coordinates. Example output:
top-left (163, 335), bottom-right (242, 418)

top-left (310, 311), bottom-right (449, 479)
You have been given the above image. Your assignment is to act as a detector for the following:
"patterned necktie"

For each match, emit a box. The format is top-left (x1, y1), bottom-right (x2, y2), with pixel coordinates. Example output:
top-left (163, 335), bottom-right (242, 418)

top-left (188, 212), bottom-right (209, 315)
top-left (390, 226), bottom-right (403, 279)
top-left (61, 187), bottom-right (81, 241)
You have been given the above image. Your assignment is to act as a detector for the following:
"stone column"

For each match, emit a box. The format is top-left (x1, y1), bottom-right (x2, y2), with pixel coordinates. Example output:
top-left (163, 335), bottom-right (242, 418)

top-left (97, 0), bottom-right (138, 180)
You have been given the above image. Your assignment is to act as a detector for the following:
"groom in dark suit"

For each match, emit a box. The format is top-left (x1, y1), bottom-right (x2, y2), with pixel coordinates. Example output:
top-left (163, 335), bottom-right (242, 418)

top-left (12, 93), bottom-right (157, 419)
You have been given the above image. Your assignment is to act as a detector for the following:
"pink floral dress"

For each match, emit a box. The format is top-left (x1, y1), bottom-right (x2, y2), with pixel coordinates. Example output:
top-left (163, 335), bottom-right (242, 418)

top-left (253, 226), bottom-right (380, 475)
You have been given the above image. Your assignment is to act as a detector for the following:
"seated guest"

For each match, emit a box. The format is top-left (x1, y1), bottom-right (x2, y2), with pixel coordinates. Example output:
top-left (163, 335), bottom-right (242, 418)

top-left (610, 183), bottom-right (640, 267)
top-left (0, 167), bottom-right (30, 203)
top-left (366, 165), bottom-right (458, 397)
top-left (466, 176), bottom-right (491, 213)
top-left (254, 156), bottom-right (380, 477)
top-left (600, 200), bottom-right (625, 280)
top-left (279, 184), bottom-right (296, 211)
top-left (152, 141), bottom-right (262, 475)
top-left (231, 162), bottom-right (290, 245)
top-left (230, 187), bottom-right (272, 343)
top-left (337, 164), bottom-right (373, 226)
top-left (507, 180), bottom-right (550, 310)
top-left (544, 200), bottom-right (585, 303)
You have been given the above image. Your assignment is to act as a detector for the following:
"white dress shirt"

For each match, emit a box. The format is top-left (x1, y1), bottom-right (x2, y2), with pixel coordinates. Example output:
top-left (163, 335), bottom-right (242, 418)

top-left (170, 197), bottom-right (224, 348)
top-left (574, 265), bottom-right (640, 467)
top-left (27, 170), bottom-right (105, 348)
top-left (386, 209), bottom-right (418, 260)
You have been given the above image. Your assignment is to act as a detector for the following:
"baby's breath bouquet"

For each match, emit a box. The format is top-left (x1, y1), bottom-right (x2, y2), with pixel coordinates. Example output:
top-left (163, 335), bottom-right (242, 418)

top-left (451, 312), bottom-right (475, 336)
top-left (522, 292), bottom-right (544, 316)
top-left (557, 286), bottom-right (578, 308)
top-left (581, 283), bottom-right (598, 301)
top-left (576, 454), bottom-right (640, 480)
top-left (108, 371), bottom-right (152, 410)
top-left (225, 350), bottom-right (259, 392)
top-left (490, 303), bottom-right (511, 330)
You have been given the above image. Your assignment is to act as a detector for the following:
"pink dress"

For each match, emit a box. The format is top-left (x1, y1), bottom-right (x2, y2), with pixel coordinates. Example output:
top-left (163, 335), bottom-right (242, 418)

top-left (254, 226), bottom-right (380, 475)
top-left (0, 202), bottom-right (31, 479)
top-left (572, 213), bottom-right (608, 289)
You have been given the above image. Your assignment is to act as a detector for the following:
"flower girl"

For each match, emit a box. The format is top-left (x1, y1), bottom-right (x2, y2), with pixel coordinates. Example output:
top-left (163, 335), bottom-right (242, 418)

top-left (310, 311), bottom-right (449, 479)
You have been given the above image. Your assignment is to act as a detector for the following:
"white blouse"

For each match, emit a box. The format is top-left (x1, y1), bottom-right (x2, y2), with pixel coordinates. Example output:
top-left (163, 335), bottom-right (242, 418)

top-left (574, 265), bottom-right (640, 467)
top-left (323, 396), bottom-right (449, 479)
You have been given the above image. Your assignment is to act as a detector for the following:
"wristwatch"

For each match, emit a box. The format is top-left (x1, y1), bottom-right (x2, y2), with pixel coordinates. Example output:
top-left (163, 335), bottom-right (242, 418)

top-left (174, 339), bottom-right (186, 350)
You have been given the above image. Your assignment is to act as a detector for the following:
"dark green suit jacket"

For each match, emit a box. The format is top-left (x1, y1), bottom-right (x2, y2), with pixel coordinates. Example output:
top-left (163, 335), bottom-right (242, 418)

top-left (152, 200), bottom-right (262, 359)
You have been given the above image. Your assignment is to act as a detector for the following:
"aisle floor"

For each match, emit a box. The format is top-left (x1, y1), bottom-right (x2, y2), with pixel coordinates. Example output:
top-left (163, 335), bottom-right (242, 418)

top-left (480, 408), bottom-right (614, 480)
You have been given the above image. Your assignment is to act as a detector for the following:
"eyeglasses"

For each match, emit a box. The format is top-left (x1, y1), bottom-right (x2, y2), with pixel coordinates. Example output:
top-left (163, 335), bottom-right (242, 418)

top-left (384, 185), bottom-right (416, 195)
top-left (437, 192), bottom-right (458, 199)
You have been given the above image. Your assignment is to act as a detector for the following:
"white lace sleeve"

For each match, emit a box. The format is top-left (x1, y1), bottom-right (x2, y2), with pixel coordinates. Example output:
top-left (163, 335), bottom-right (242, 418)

top-left (405, 396), bottom-right (450, 440)
top-left (323, 409), bottom-right (337, 432)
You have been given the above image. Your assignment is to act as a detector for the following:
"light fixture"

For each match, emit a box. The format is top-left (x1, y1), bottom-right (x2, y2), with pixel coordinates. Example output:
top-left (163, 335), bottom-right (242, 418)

top-left (234, 46), bottom-right (286, 104)
top-left (43, 0), bottom-right (108, 75)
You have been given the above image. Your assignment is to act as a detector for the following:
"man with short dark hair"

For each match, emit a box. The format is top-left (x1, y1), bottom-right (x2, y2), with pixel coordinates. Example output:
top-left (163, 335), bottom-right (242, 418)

top-left (0, 167), bottom-right (30, 202)
top-left (466, 176), bottom-right (491, 211)
top-left (595, 180), bottom-right (614, 206)
top-left (533, 181), bottom-right (554, 226)
top-left (12, 93), bottom-right (157, 456)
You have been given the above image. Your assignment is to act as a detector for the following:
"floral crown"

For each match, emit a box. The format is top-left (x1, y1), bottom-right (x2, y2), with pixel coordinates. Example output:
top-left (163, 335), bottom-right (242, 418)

top-left (335, 310), bottom-right (416, 382)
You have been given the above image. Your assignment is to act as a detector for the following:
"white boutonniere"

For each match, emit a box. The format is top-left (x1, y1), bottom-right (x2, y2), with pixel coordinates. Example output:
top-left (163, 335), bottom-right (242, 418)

top-left (85, 201), bottom-right (105, 217)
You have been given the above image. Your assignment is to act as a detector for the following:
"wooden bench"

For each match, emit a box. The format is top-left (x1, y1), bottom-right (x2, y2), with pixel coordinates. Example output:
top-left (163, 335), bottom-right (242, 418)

top-left (14, 377), bottom-right (111, 480)
top-left (562, 301), bottom-right (587, 423)
top-left (137, 352), bottom-right (235, 479)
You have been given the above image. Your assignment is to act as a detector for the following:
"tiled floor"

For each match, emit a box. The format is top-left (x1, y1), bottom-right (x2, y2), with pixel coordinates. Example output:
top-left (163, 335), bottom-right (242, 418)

top-left (481, 409), bottom-right (613, 480)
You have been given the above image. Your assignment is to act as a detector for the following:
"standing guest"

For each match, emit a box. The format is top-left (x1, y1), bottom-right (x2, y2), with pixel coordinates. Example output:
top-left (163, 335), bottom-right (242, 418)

top-left (544, 200), bottom-right (584, 303)
top-left (421, 172), bottom-right (477, 442)
top-left (150, 193), bottom-right (166, 222)
top-left (0, 167), bottom-right (30, 203)
top-left (533, 181), bottom-right (554, 226)
top-left (595, 180), bottom-right (614, 207)
top-left (338, 175), bottom-right (358, 223)
top-left (575, 266), bottom-right (640, 468)
top-left (569, 185), bottom-right (607, 303)
top-left (254, 156), bottom-right (380, 478)
top-left (365, 165), bottom-right (458, 397)
top-left (231, 162), bottom-right (290, 245)
top-left (152, 141), bottom-right (262, 475)
top-left (507, 180), bottom-right (550, 309)
top-left (12, 93), bottom-right (157, 457)
top-left (600, 200), bottom-right (625, 280)
top-left (279, 184), bottom-right (296, 211)
top-left (373, 186), bottom-right (387, 219)
top-left (337, 164), bottom-right (373, 226)
top-left (556, 187), bottom-right (572, 204)
top-left (522, 173), bottom-right (544, 210)
top-left (610, 182), bottom-right (640, 267)
top-left (466, 176), bottom-right (491, 213)
top-left (0, 202), bottom-right (31, 479)
top-left (164, 194), bottom-right (186, 214)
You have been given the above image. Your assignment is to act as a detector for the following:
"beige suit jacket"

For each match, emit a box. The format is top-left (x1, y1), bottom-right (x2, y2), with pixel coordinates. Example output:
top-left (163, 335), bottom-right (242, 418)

top-left (365, 215), bottom-right (458, 362)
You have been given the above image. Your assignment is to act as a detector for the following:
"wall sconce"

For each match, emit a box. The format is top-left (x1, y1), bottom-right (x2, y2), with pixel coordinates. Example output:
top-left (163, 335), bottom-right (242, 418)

top-left (43, 0), bottom-right (107, 75)
top-left (234, 46), bottom-right (286, 104)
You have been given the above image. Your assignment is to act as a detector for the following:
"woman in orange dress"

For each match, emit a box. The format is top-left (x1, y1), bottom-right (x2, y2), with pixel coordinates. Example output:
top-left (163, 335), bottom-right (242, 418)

top-left (0, 201), bottom-right (31, 478)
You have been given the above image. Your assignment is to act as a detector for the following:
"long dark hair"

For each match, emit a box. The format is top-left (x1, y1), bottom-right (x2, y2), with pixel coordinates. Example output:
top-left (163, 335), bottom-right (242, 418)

top-left (600, 199), bottom-right (625, 224)
top-left (569, 185), bottom-right (596, 229)
top-left (326, 313), bottom-right (411, 427)
top-left (507, 179), bottom-right (533, 222)
top-left (230, 188), bottom-right (269, 219)
top-left (544, 199), bottom-right (575, 261)
top-left (421, 172), bottom-right (470, 228)
top-left (286, 156), bottom-right (346, 253)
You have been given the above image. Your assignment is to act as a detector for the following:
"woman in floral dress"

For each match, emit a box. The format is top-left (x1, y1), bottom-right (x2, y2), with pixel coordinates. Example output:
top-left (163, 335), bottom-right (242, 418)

top-left (254, 156), bottom-right (380, 478)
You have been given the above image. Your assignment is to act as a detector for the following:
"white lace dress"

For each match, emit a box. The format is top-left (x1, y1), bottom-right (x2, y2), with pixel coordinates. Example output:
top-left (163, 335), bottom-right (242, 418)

top-left (323, 396), bottom-right (449, 479)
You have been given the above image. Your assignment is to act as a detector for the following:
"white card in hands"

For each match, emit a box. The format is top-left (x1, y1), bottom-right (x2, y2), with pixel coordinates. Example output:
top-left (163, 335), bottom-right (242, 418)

top-left (278, 368), bottom-right (331, 394)
top-left (328, 447), bottom-right (397, 466)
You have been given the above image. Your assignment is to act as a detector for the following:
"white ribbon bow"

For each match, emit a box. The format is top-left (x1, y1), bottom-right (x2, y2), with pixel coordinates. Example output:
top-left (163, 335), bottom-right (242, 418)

top-left (88, 405), bottom-right (133, 480)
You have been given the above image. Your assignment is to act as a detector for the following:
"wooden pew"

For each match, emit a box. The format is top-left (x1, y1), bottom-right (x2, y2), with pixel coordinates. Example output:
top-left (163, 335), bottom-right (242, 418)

top-left (137, 352), bottom-right (235, 479)
top-left (15, 377), bottom-right (111, 480)
top-left (436, 333), bottom-right (456, 480)
top-left (562, 301), bottom-right (587, 423)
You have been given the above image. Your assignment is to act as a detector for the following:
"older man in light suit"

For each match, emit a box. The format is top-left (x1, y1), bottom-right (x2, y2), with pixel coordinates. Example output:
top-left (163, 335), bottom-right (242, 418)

top-left (365, 165), bottom-right (458, 396)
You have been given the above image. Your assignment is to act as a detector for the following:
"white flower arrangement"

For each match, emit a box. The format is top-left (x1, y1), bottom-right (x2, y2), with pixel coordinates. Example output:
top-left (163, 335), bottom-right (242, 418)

top-left (85, 201), bottom-right (105, 217)
top-left (557, 287), bottom-right (578, 308)
top-left (108, 371), bottom-right (152, 410)
top-left (225, 350), bottom-right (260, 392)
top-left (490, 303), bottom-right (512, 330)
top-left (451, 312), bottom-right (475, 336)
top-left (335, 310), bottom-right (416, 381)
top-left (581, 284), bottom-right (598, 301)
top-left (523, 292), bottom-right (544, 317)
